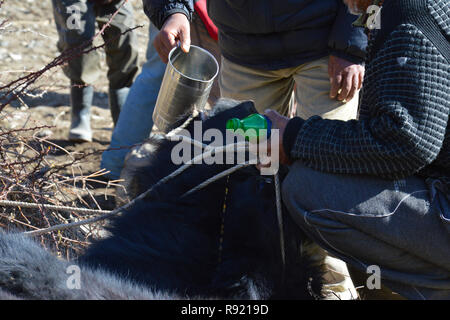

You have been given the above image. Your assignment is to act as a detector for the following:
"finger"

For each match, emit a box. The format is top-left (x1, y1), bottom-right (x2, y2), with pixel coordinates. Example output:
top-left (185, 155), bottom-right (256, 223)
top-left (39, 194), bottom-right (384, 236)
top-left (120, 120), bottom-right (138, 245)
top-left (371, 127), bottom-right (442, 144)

top-left (338, 72), bottom-right (353, 101)
top-left (263, 109), bottom-right (283, 129)
top-left (330, 74), bottom-right (342, 99)
top-left (161, 30), bottom-right (177, 58)
top-left (358, 68), bottom-right (365, 90)
top-left (346, 74), bottom-right (358, 101)
top-left (160, 42), bottom-right (171, 63)
top-left (166, 30), bottom-right (178, 49)
top-left (256, 162), bottom-right (271, 171)
top-left (263, 109), bottom-right (280, 119)
top-left (153, 36), bottom-right (168, 63)
top-left (252, 142), bottom-right (272, 170)
top-left (258, 144), bottom-right (272, 168)
top-left (178, 24), bottom-right (191, 53)
top-left (161, 44), bottom-right (174, 62)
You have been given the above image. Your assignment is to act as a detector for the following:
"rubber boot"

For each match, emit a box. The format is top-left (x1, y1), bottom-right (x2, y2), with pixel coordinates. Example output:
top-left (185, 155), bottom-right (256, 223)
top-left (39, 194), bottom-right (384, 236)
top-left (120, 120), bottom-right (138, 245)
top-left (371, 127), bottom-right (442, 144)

top-left (69, 84), bottom-right (94, 142)
top-left (108, 87), bottom-right (130, 126)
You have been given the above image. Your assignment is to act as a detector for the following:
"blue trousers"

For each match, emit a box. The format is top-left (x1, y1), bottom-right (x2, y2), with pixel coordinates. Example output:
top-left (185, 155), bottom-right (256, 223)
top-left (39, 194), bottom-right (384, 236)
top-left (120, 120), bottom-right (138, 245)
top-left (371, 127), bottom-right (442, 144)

top-left (101, 23), bottom-right (165, 179)
top-left (282, 161), bottom-right (450, 300)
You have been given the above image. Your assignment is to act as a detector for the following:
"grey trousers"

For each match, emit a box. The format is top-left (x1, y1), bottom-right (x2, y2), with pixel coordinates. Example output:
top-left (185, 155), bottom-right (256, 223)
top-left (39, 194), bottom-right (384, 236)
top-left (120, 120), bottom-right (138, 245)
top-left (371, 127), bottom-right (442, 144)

top-left (51, 0), bottom-right (139, 88)
top-left (282, 161), bottom-right (450, 300)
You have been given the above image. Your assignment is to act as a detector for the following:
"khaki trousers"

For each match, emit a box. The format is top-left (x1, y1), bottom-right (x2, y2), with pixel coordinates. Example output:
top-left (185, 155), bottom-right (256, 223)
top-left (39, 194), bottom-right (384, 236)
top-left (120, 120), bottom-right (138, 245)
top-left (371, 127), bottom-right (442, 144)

top-left (219, 55), bottom-right (359, 120)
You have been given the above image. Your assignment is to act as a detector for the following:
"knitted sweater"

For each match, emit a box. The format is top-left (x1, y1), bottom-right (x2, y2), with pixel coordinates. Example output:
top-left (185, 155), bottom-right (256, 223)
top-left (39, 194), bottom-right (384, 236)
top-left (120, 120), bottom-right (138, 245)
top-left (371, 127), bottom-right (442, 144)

top-left (284, 0), bottom-right (450, 181)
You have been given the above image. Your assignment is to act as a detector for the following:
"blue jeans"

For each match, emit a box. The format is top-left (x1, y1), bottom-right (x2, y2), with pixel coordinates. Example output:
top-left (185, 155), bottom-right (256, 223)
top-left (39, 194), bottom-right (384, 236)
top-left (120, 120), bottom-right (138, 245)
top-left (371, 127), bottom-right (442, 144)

top-left (282, 161), bottom-right (450, 300)
top-left (101, 23), bottom-right (165, 179)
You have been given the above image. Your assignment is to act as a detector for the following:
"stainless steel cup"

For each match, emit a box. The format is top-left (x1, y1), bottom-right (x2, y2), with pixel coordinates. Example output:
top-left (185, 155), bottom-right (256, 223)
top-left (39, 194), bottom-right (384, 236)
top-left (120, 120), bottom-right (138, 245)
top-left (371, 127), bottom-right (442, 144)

top-left (152, 45), bottom-right (219, 132)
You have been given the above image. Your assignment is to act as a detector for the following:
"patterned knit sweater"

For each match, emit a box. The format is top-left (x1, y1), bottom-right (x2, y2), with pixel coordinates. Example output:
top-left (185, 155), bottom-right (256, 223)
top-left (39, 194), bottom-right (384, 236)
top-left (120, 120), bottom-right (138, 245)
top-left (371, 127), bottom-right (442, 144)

top-left (284, 0), bottom-right (450, 181)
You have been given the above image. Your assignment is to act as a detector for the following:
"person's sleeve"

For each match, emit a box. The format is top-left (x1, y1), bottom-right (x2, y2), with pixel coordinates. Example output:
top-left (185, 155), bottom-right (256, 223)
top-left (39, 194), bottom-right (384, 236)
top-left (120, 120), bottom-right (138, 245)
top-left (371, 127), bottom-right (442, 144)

top-left (282, 117), bottom-right (305, 156)
top-left (287, 25), bottom-right (450, 179)
top-left (328, 1), bottom-right (368, 64)
top-left (142, 0), bottom-right (194, 29)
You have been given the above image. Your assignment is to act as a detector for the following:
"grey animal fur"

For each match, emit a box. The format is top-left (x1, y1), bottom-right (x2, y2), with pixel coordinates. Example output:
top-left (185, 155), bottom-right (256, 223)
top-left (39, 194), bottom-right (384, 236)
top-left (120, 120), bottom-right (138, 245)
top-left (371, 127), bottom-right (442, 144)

top-left (0, 231), bottom-right (267, 300)
top-left (0, 232), bottom-right (182, 300)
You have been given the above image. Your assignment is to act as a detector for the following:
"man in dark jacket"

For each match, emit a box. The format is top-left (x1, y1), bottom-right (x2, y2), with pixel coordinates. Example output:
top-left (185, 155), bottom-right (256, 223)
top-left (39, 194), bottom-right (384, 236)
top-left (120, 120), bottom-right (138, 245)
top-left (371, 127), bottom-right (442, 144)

top-left (143, 0), bottom-right (368, 300)
top-left (264, 0), bottom-right (450, 299)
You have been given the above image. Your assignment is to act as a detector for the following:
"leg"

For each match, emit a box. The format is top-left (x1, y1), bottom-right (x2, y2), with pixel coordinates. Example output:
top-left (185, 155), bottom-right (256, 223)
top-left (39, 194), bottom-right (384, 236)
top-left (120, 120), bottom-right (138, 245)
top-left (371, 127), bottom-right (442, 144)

top-left (95, 0), bottom-right (139, 124)
top-left (52, 0), bottom-right (101, 84)
top-left (293, 56), bottom-right (359, 120)
top-left (101, 23), bottom-right (165, 180)
top-left (282, 162), bottom-right (450, 300)
top-left (219, 58), bottom-right (296, 116)
top-left (51, 0), bottom-right (98, 142)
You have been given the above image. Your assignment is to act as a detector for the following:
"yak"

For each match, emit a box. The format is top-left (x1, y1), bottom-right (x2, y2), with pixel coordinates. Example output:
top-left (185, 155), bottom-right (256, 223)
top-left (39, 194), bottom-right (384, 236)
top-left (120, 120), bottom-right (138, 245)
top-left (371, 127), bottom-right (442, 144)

top-left (0, 99), bottom-right (323, 300)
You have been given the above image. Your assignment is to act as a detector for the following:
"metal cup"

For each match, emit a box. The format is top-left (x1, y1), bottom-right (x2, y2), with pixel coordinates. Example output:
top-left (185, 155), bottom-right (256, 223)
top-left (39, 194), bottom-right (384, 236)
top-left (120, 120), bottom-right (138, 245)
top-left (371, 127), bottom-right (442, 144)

top-left (152, 45), bottom-right (219, 132)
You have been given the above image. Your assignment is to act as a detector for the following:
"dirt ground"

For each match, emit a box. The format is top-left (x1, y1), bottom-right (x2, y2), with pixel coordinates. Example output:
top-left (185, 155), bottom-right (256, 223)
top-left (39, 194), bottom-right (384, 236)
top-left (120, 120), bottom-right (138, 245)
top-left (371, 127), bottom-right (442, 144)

top-left (0, 0), bottom-right (150, 211)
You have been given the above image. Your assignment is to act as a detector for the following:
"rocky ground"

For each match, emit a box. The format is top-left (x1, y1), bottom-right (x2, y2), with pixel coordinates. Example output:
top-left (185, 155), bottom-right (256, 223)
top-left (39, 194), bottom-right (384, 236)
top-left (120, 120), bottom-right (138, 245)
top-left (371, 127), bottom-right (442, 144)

top-left (0, 0), bottom-right (150, 209)
top-left (0, 0), bottom-right (152, 256)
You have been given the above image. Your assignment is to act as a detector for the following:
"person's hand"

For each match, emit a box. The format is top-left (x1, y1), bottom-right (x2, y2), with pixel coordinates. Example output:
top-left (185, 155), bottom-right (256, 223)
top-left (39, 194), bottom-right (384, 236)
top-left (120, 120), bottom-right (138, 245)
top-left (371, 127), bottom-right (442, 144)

top-left (328, 55), bottom-right (365, 102)
top-left (153, 13), bottom-right (191, 63)
top-left (254, 110), bottom-right (292, 171)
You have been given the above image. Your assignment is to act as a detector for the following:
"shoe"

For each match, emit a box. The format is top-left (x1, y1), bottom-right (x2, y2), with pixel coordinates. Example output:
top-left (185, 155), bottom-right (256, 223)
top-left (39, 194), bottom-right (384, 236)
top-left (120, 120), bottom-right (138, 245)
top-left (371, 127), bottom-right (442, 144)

top-left (108, 87), bottom-right (130, 126)
top-left (69, 84), bottom-right (94, 142)
top-left (303, 240), bottom-right (358, 300)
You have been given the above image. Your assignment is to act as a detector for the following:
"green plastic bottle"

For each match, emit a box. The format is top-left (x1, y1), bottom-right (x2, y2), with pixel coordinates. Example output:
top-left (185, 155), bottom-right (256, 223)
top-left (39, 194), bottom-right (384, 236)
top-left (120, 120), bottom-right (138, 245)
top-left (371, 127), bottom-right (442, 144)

top-left (226, 114), bottom-right (272, 142)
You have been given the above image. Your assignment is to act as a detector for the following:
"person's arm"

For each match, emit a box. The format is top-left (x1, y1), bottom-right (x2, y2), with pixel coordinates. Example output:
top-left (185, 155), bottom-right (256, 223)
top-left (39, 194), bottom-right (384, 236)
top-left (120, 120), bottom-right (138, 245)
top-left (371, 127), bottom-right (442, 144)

top-left (327, 1), bottom-right (367, 102)
top-left (142, 0), bottom-right (194, 62)
top-left (328, 1), bottom-right (368, 64)
top-left (142, 0), bottom-right (193, 30)
top-left (277, 25), bottom-right (449, 179)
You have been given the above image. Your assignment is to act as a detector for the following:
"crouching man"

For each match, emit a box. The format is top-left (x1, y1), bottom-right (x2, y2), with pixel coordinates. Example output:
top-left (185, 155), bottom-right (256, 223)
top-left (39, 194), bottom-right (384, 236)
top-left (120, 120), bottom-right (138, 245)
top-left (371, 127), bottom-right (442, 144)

top-left (265, 0), bottom-right (450, 299)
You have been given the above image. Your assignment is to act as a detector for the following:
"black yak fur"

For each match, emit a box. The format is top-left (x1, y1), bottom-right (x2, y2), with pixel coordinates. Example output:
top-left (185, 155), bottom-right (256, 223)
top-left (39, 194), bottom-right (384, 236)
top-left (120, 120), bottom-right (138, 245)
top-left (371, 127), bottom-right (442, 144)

top-left (0, 99), bottom-right (323, 300)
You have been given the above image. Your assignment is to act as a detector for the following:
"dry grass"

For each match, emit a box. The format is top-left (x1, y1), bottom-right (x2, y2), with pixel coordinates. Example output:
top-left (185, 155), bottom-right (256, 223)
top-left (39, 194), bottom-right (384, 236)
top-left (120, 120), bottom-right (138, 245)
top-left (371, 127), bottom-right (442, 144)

top-left (0, 123), bottom-right (123, 258)
top-left (0, 0), bottom-right (141, 259)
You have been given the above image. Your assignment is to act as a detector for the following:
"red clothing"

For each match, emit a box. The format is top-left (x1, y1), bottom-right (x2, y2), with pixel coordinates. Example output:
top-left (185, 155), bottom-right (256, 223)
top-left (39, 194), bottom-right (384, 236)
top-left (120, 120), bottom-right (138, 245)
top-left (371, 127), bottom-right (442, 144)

top-left (194, 0), bottom-right (218, 41)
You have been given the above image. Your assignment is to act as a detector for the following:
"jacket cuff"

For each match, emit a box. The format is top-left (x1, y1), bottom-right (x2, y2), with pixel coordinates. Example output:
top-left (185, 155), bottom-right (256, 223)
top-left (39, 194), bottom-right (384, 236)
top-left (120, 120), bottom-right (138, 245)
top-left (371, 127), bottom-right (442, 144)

top-left (145, 2), bottom-right (193, 30)
top-left (282, 117), bottom-right (305, 156)
top-left (330, 49), bottom-right (366, 65)
top-left (327, 2), bottom-right (367, 65)
top-left (161, 6), bottom-right (192, 28)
